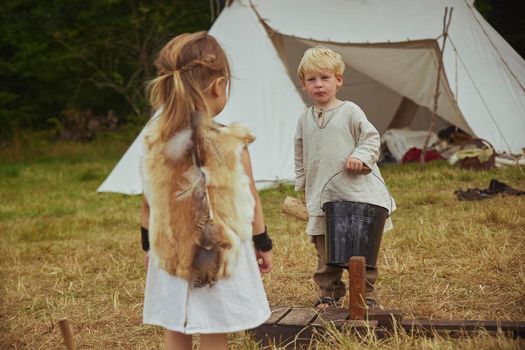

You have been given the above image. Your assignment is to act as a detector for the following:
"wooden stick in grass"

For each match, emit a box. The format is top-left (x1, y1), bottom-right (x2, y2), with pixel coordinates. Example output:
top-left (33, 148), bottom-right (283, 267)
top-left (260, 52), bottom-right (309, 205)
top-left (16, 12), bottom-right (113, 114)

top-left (58, 319), bottom-right (76, 350)
top-left (349, 256), bottom-right (367, 320)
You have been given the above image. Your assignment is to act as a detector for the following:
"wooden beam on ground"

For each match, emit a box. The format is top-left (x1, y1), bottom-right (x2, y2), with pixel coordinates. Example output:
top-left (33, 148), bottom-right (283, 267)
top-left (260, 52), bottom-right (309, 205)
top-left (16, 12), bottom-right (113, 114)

top-left (266, 306), bottom-right (292, 325)
top-left (312, 308), bottom-right (349, 328)
top-left (313, 308), bottom-right (378, 337)
top-left (252, 306), bottom-right (525, 347)
top-left (252, 307), bottom-right (318, 349)
top-left (278, 307), bottom-right (318, 326)
top-left (402, 319), bottom-right (525, 338)
top-left (281, 196), bottom-right (308, 221)
top-left (368, 309), bottom-right (404, 328)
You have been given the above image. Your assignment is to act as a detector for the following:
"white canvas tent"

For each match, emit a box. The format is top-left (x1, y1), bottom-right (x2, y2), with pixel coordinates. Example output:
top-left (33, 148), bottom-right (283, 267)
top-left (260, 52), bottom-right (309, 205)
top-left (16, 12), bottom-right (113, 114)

top-left (98, 0), bottom-right (525, 194)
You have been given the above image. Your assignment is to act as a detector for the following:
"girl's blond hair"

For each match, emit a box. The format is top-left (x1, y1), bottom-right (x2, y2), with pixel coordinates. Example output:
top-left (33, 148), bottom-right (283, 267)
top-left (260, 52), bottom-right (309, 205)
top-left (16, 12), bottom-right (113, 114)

top-left (147, 31), bottom-right (230, 144)
top-left (297, 46), bottom-right (345, 82)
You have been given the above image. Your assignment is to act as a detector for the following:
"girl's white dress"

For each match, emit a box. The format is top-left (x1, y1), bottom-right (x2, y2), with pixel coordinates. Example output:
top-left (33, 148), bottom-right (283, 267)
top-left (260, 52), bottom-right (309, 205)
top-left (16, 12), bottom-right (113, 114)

top-left (140, 121), bottom-right (270, 334)
top-left (142, 238), bottom-right (270, 334)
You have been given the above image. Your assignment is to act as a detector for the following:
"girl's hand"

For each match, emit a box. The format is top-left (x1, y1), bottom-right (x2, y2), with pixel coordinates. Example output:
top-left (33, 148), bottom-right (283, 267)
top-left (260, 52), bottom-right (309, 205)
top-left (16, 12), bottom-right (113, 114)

top-left (346, 156), bottom-right (363, 173)
top-left (144, 252), bottom-right (149, 269)
top-left (255, 250), bottom-right (273, 274)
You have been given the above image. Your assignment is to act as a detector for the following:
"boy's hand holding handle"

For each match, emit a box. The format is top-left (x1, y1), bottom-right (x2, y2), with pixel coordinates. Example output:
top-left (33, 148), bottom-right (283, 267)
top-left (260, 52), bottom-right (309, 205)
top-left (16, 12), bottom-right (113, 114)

top-left (346, 157), bottom-right (371, 175)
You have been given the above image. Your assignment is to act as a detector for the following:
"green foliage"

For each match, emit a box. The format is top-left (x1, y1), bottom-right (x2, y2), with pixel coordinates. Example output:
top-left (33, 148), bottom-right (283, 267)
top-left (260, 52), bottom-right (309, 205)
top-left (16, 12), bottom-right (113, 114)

top-left (474, 0), bottom-right (492, 17)
top-left (0, 0), bottom-right (213, 139)
top-left (1, 0), bottom-right (522, 142)
top-left (474, 0), bottom-right (525, 57)
top-left (0, 163), bottom-right (20, 178)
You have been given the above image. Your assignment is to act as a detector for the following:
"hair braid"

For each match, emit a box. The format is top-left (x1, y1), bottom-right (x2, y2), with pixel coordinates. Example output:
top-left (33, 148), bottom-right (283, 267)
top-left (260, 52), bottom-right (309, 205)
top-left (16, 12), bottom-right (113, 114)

top-left (146, 32), bottom-right (230, 147)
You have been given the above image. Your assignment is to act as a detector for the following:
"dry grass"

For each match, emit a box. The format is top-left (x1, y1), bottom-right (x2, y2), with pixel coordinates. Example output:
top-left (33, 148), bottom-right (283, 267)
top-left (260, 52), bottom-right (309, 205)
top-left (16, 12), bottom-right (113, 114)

top-left (1, 136), bottom-right (524, 349)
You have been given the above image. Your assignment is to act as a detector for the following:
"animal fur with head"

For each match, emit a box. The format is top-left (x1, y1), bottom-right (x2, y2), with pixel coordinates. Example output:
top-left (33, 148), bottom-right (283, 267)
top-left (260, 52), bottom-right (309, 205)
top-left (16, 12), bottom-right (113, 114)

top-left (143, 115), bottom-right (256, 286)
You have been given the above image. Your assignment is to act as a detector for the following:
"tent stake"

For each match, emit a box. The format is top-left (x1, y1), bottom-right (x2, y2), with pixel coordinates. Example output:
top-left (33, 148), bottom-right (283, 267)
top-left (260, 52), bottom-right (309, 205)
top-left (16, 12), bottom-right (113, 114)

top-left (58, 319), bottom-right (76, 350)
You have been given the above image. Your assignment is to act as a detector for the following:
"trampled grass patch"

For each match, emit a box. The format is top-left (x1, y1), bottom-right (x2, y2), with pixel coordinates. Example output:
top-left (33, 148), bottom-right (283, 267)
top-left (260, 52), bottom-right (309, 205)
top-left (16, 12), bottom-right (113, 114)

top-left (0, 137), bottom-right (524, 349)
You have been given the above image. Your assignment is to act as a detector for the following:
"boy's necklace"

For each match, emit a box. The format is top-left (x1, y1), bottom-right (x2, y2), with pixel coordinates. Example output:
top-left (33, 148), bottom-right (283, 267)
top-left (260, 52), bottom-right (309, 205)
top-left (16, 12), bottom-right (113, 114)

top-left (312, 102), bottom-right (345, 129)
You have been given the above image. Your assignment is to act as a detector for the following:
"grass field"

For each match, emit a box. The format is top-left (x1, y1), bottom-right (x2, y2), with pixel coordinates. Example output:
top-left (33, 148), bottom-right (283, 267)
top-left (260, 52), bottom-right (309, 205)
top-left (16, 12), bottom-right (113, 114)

top-left (1, 133), bottom-right (524, 349)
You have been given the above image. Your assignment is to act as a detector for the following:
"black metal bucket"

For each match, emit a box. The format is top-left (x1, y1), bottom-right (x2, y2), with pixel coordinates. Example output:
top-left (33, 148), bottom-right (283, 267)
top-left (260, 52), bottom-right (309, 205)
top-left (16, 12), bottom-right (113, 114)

top-left (323, 201), bottom-right (388, 268)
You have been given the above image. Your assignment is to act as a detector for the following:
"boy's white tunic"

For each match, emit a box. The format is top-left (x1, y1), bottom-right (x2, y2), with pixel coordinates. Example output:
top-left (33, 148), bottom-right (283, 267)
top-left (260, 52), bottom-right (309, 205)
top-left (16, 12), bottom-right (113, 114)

top-left (294, 101), bottom-right (396, 235)
top-left (140, 120), bottom-right (270, 334)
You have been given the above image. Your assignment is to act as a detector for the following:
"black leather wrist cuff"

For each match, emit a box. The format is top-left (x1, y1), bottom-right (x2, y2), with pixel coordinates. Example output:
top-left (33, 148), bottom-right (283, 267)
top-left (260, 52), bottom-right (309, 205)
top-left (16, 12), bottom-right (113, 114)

top-left (141, 226), bottom-right (150, 251)
top-left (253, 227), bottom-right (272, 252)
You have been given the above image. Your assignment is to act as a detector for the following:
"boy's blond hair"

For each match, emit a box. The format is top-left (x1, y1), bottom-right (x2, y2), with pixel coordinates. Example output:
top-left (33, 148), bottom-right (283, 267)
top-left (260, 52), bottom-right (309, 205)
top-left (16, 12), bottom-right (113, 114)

top-left (297, 46), bottom-right (345, 82)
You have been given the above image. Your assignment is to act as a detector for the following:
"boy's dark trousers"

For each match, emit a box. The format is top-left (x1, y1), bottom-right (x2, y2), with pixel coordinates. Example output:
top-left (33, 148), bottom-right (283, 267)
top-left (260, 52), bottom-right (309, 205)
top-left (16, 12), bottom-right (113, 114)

top-left (312, 235), bottom-right (378, 301)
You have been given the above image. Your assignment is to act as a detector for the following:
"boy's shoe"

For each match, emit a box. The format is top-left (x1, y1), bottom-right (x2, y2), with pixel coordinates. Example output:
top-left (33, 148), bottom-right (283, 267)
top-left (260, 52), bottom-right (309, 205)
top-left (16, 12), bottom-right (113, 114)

top-left (365, 299), bottom-right (379, 310)
top-left (314, 296), bottom-right (341, 310)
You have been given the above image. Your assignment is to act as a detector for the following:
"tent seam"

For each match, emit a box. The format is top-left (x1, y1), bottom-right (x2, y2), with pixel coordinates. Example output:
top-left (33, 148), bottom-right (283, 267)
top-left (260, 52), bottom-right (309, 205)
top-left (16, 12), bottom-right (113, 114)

top-left (448, 36), bottom-right (513, 153)
top-left (464, 0), bottom-right (525, 93)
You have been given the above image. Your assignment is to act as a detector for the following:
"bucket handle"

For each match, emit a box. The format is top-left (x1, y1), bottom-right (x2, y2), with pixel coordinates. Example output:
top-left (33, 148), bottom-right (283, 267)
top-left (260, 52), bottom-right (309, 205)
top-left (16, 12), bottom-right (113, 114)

top-left (319, 167), bottom-right (394, 216)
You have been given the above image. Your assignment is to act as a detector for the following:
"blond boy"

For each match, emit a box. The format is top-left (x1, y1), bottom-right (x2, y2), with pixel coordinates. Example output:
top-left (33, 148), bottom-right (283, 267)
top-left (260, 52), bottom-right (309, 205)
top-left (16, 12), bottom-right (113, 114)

top-left (294, 46), bottom-right (395, 309)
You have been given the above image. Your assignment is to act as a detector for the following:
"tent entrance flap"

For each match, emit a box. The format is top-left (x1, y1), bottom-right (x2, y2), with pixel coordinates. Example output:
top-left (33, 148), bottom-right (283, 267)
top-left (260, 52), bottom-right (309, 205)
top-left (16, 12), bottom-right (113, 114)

top-left (278, 35), bottom-right (471, 135)
top-left (389, 97), bottom-right (419, 129)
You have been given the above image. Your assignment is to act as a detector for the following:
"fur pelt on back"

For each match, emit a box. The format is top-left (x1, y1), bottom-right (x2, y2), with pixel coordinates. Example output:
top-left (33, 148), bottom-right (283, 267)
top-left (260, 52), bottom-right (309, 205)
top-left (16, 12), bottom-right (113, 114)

top-left (143, 118), bottom-right (256, 283)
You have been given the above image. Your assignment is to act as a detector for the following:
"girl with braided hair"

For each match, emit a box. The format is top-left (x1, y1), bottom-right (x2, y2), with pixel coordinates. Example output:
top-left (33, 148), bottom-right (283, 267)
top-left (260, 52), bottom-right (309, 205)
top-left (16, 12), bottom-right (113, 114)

top-left (140, 31), bottom-right (272, 350)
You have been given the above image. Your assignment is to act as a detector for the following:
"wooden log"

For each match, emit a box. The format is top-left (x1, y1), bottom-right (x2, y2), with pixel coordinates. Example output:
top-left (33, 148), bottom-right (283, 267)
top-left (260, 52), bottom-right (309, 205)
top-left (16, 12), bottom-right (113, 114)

top-left (252, 306), bottom-right (525, 345)
top-left (402, 319), bottom-right (525, 337)
top-left (349, 256), bottom-right (366, 320)
top-left (58, 319), bottom-right (76, 350)
top-left (368, 309), bottom-right (404, 328)
top-left (344, 319), bottom-right (378, 335)
top-left (282, 196), bottom-right (308, 221)
top-left (281, 165), bottom-right (371, 222)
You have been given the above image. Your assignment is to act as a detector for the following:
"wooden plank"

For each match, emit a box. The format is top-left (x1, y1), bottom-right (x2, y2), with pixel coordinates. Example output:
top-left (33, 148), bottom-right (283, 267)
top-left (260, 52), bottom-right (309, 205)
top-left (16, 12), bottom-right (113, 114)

top-left (252, 324), bottom-right (314, 349)
top-left (253, 312), bottom-right (525, 347)
top-left (345, 319), bottom-right (378, 331)
top-left (312, 308), bottom-right (349, 328)
top-left (349, 256), bottom-right (366, 320)
top-left (266, 306), bottom-right (292, 325)
top-left (367, 309), bottom-right (403, 328)
top-left (402, 319), bottom-right (525, 337)
top-left (311, 319), bottom-right (378, 340)
top-left (282, 196), bottom-right (308, 221)
top-left (278, 308), bottom-right (319, 326)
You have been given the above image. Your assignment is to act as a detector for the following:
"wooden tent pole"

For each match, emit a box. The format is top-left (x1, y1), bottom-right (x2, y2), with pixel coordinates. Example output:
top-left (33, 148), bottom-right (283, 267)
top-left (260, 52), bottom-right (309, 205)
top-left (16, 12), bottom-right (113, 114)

top-left (420, 7), bottom-right (454, 164)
